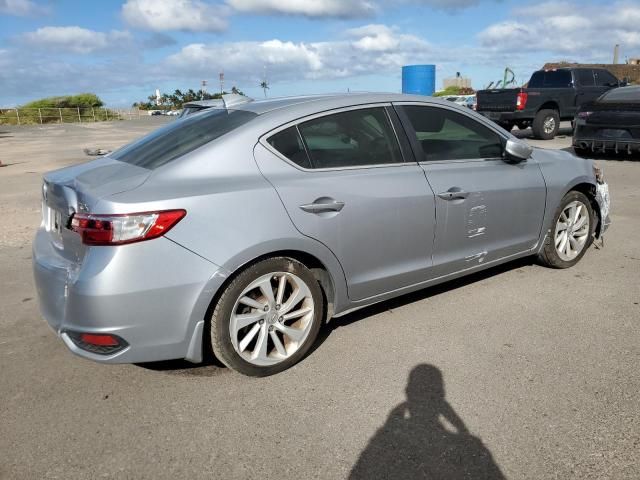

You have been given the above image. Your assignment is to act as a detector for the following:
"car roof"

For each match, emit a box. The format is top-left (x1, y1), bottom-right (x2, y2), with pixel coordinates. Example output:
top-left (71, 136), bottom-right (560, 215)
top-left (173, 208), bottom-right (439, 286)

top-left (230, 92), bottom-right (455, 115)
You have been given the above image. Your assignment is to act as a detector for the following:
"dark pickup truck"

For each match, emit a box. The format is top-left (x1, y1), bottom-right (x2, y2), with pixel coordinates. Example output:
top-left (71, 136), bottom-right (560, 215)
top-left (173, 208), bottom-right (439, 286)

top-left (476, 68), bottom-right (623, 139)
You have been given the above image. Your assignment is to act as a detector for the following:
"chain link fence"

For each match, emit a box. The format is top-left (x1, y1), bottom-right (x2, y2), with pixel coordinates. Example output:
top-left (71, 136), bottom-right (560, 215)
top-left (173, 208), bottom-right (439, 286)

top-left (0, 107), bottom-right (145, 125)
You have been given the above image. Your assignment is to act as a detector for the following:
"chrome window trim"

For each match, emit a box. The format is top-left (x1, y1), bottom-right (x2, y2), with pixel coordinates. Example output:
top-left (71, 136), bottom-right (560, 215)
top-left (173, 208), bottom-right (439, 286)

top-left (259, 103), bottom-right (413, 173)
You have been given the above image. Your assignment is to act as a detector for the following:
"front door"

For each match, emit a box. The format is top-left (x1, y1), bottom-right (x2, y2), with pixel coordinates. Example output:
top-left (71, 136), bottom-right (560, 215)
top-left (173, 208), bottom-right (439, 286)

top-left (254, 105), bottom-right (436, 301)
top-left (396, 104), bottom-right (547, 276)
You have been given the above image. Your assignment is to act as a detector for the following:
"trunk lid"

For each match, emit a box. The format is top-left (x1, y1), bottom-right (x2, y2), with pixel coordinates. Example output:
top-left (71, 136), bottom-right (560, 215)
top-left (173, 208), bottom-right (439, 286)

top-left (476, 88), bottom-right (519, 112)
top-left (41, 157), bottom-right (152, 263)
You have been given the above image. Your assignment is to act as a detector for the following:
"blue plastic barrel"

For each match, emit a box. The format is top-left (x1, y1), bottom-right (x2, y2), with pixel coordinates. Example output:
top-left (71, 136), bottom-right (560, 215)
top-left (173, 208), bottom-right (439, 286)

top-left (402, 65), bottom-right (436, 96)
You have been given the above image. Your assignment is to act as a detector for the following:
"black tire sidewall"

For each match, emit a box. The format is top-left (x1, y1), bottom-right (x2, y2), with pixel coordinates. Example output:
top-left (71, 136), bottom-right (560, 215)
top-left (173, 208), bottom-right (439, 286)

top-left (210, 257), bottom-right (324, 377)
top-left (543, 191), bottom-right (595, 268)
top-left (533, 109), bottom-right (560, 140)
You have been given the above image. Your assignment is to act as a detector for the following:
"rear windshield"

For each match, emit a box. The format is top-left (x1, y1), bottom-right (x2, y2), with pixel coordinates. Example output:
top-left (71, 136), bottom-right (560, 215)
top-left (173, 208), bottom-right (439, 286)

top-left (600, 87), bottom-right (640, 103)
top-left (111, 109), bottom-right (257, 169)
top-left (528, 70), bottom-right (572, 88)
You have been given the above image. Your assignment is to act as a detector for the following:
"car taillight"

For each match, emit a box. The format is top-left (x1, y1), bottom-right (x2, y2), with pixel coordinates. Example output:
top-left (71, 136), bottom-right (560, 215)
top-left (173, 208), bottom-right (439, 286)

top-left (516, 92), bottom-right (528, 111)
top-left (70, 209), bottom-right (186, 246)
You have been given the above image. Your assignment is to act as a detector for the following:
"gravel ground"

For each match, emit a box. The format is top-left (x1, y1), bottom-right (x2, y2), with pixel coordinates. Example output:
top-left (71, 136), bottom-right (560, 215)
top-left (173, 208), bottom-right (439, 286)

top-left (0, 118), bottom-right (638, 479)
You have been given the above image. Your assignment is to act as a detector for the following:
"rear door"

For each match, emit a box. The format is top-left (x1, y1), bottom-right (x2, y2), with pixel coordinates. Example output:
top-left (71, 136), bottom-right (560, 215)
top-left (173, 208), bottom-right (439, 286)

top-left (395, 103), bottom-right (547, 276)
top-left (254, 105), bottom-right (436, 301)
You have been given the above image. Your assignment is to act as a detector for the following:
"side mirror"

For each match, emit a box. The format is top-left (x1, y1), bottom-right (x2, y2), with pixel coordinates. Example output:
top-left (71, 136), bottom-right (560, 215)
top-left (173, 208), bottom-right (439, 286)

top-left (504, 139), bottom-right (533, 163)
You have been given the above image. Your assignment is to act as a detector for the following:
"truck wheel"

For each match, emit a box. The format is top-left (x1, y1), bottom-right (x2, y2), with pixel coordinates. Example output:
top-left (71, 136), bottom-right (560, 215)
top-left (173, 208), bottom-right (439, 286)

top-left (532, 109), bottom-right (560, 140)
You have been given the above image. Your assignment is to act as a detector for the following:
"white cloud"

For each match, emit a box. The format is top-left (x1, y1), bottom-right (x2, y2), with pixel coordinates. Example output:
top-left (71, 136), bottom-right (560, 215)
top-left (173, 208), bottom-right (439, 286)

top-left (403, 0), bottom-right (480, 10)
top-left (122, 0), bottom-right (227, 32)
top-left (166, 24), bottom-right (433, 83)
top-left (226, 0), bottom-right (375, 18)
top-left (479, 1), bottom-right (640, 58)
top-left (21, 27), bottom-right (133, 54)
top-left (0, 0), bottom-right (47, 16)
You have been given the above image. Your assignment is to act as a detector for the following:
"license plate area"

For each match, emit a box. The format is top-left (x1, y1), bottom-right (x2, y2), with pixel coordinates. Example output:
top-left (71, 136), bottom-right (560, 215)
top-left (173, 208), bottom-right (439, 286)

top-left (43, 204), bottom-right (65, 248)
top-left (44, 206), bottom-right (63, 234)
top-left (599, 129), bottom-right (632, 139)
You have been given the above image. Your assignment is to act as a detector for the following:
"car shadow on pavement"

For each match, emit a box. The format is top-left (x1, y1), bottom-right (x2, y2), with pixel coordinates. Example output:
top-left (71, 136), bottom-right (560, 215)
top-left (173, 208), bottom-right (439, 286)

top-left (349, 364), bottom-right (505, 479)
top-left (313, 256), bottom-right (534, 352)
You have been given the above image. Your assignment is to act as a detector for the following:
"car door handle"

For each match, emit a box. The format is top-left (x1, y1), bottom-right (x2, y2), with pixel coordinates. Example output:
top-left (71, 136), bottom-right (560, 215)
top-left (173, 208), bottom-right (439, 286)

top-left (437, 189), bottom-right (469, 201)
top-left (299, 199), bottom-right (345, 213)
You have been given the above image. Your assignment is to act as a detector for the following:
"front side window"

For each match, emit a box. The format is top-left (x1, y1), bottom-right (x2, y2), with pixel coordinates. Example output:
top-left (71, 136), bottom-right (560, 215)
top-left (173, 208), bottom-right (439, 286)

top-left (400, 105), bottom-right (504, 161)
top-left (594, 70), bottom-right (619, 87)
top-left (293, 107), bottom-right (403, 169)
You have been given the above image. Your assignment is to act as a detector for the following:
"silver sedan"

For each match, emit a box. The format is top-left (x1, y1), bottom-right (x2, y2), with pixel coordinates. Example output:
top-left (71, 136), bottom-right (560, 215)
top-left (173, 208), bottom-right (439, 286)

top-left (33, 93), bottom-right (610, 376)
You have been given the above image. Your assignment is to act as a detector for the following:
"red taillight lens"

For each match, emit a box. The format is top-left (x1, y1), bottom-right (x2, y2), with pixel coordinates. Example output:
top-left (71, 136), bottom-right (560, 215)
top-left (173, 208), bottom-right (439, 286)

top-left (516, 92), bottom-right (528, 111)
top-left (80, 333), bottom-right (120, 346)
top-left (70, 209), bottom-right (186, 246)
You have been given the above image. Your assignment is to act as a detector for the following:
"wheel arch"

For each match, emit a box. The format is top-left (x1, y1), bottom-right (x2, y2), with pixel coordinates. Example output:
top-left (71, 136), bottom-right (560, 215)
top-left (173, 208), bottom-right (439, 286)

top-left (207, 243), bottom-right (347, 327)
top-left (537, 101), bottom-right (560, 113)
top-left (567, 181), bottom-right (603, 238)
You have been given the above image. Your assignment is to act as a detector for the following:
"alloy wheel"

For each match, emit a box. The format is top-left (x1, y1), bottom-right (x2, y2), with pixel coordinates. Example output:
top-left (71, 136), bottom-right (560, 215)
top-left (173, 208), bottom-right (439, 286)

top-left (543, 117), bottom-right (556, 135)
top-left (229, 272), bottom-right (315, 366)
top-left (554, 200), bottom-right (590, 261)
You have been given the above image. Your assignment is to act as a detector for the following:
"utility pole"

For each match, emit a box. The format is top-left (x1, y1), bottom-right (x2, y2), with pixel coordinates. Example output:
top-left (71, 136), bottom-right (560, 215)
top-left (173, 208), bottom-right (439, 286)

top-left (219, 72), bottom-right (224, 95)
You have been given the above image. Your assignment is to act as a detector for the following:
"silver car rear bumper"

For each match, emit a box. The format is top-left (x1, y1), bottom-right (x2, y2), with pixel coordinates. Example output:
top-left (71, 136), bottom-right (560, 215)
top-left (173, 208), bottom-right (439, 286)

top-left (33, 228), bottom-right (225, 364)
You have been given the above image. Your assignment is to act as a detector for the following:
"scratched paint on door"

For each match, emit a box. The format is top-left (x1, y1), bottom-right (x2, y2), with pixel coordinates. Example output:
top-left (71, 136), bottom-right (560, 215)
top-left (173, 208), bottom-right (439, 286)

top-left (466, 192), bottom-right (487, 238)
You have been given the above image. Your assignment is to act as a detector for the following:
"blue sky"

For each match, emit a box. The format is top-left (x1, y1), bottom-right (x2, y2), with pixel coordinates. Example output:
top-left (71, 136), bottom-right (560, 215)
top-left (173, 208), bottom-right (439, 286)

top-left (0, 0), bottom-right (638, 106)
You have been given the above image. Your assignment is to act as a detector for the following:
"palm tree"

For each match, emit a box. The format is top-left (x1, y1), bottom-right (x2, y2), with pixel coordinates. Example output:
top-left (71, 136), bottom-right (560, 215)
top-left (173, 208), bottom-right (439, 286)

top-left (259, 80), bottom-right (269, 98)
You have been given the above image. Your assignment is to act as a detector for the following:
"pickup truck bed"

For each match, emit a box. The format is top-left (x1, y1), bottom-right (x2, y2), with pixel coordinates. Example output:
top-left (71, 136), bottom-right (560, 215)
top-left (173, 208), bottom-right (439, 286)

top-left (476, 68), bottom-right (622, 139)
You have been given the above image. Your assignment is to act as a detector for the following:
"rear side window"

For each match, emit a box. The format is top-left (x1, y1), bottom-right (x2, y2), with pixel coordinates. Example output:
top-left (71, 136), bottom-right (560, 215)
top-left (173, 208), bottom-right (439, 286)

top-left (594, 70), bottom-right (619, 87)
top-left (528, 70), bottom-right (573, 88)
top-left (267, 127), bottom-right (312, 169)
top-left (111, 109), bottom-right (257, 169)
top-left (400, 105), bottom-right (503, 161)
top-left (295, 107), bottom-right (403, 169)
top-left (576, 70), bottom-right (595, 87)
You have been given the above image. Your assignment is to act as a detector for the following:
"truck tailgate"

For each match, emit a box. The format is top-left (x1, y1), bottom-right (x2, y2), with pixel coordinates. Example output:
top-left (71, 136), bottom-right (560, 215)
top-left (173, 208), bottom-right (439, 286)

top-left (477, 89), bottom-right (519, 112)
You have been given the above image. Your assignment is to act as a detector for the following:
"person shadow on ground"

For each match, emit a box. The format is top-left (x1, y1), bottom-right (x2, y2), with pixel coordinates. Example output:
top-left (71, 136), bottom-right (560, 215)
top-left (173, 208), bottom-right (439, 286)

top-left (349, 364), bottom-right (506, 480)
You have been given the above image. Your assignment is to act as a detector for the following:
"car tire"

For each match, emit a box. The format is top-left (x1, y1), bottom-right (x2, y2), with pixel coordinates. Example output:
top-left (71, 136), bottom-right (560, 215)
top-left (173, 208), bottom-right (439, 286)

top-left (538, 191), bottom-right (595, 269)
top-left (532, 109), bottom-right (560, 140)
top-left (209, 257), bottom-right (324, 376)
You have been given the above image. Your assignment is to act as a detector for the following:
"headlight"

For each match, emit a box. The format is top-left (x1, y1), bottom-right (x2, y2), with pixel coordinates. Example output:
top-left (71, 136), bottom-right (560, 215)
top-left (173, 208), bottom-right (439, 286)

top-left (577, 111), bottom-right (593, 119)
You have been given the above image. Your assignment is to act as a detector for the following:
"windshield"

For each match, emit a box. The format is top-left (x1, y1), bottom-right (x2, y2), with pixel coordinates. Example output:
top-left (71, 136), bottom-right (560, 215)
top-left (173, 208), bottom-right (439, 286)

top-left (111, 109), bottom-right (257, 169)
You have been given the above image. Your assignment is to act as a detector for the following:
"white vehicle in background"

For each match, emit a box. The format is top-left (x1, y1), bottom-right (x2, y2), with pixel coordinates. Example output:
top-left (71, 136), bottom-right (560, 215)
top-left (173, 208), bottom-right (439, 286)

top-left (444, 95), bottom-right (477, 110)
